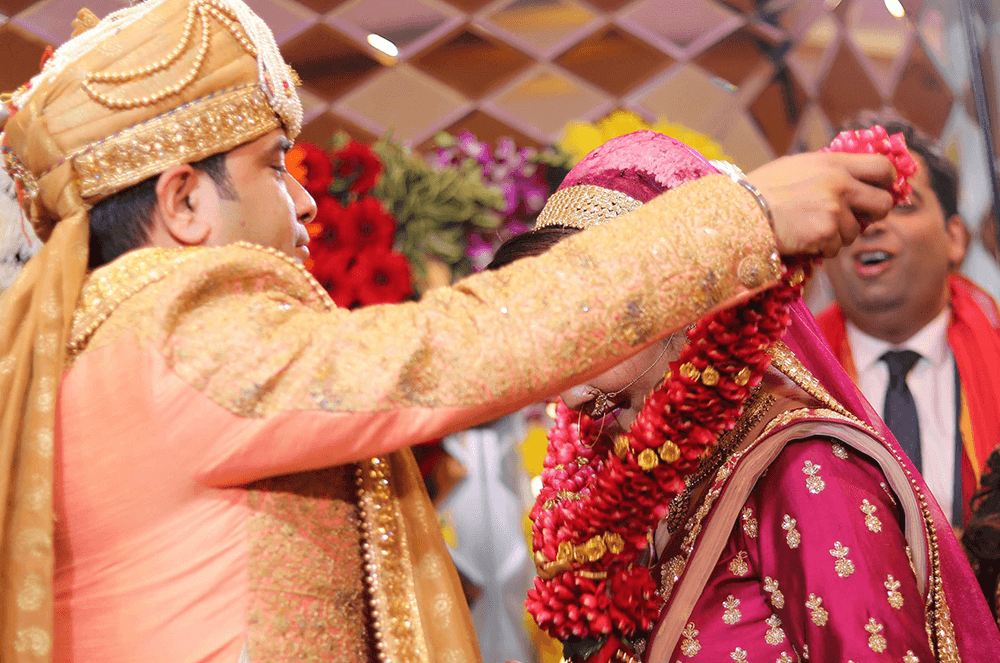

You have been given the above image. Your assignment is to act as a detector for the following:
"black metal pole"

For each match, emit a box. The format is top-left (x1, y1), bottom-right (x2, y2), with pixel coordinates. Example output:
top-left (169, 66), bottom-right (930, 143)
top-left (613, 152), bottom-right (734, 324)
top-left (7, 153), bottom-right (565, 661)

top-left (960, 0), bottom-right (1000, 243)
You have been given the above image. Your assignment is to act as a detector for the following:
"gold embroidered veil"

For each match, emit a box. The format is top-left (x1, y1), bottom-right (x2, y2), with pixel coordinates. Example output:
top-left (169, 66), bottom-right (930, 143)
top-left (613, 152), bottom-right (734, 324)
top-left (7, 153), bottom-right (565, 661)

top-left (0, 0), bottom-right (300, 657)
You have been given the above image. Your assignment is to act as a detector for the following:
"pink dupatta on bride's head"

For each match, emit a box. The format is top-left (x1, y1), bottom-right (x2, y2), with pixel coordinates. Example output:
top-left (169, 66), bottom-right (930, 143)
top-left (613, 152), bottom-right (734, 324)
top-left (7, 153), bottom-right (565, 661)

top-left (784, 297), bottom-right (999, 658)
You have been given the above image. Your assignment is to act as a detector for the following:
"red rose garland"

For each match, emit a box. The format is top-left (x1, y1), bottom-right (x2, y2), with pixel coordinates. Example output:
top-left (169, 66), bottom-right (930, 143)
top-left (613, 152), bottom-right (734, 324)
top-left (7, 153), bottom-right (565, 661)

top-left (526, 128), bottom-right (918, 662)
top-left (823, 125), bottom-right (918, 206)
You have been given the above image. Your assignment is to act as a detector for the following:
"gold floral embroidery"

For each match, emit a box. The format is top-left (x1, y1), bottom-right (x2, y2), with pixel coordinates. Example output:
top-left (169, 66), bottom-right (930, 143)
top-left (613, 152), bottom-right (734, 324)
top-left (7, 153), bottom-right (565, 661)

top-left (861, 499), bottom-right (883, 532)
top-left (247, 466), bottom-right (374, 662)
top-left (831, 442), bottom-right (849, 459)
top-left (763, 576), bottom-right (785, 608)
top-left (722, 595), bottom-right (742, 624)
top-left (770, 345), bottom-right (962, 661)
top-left (802, 460), bottom-right (825, 494)
top-left (805, 593), bottom-right (828, 626)
top-left (729, 551), bottom-right (749, 577)
top-left (801, 644), bottom-right (810, 660)
top-left (730, 648), bottom-right (748, 662)
top-left (681, 622), bottom-right (701, 657)
top-left (776, 654), bottom-right (793, 663)
top-left (903, 651), bottom-right (919, 663)
top-left (742, 507), bottom-right (759, 537)
top-left (830, 541), bottom-right (855, 578)
top-left (764, 614), bottom-right (786, 645)
top-left (885, 574), bottom-right (904, 609)
top-left (782, 515), bottom-right (800, 548)
top-left (865, 618), bottom-right (887, 652)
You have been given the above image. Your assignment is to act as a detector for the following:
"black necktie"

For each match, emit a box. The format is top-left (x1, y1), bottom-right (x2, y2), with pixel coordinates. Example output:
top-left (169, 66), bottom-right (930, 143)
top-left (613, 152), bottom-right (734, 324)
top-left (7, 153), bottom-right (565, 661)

top-left (881, 350), bottom-right (922, 473)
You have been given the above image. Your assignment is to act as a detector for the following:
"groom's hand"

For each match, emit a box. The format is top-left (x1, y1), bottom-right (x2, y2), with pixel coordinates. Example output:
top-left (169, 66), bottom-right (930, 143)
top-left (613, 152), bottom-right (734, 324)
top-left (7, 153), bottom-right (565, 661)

top-left (747, 152), bottom-right (896, 258)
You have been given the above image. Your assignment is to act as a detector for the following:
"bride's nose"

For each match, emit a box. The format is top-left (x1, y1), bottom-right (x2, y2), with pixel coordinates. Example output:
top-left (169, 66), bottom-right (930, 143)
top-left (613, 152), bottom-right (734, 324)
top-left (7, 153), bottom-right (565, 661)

top-left (559, 384), bottom-right (595, 411)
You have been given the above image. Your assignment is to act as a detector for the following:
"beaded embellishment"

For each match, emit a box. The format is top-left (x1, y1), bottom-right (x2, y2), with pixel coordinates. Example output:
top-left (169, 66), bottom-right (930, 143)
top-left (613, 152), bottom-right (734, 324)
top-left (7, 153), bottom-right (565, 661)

top-left (534, 185), bottom-right (642, 230)
top-left (82, 0), bottom-right (257, 110)
top-left (73, 85), bottom-right (279, 198)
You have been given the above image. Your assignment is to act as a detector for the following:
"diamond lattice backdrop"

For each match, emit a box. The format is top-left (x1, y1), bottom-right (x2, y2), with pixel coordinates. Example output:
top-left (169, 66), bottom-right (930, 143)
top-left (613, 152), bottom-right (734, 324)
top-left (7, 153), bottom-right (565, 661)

top-left (0, 0), bottom-right (974, 171)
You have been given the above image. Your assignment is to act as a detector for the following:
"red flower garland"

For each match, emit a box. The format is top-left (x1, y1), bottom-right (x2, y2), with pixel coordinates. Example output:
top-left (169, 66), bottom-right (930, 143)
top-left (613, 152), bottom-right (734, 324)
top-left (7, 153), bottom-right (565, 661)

top-left (526, 265), bottom-right (807, 650)
top-left (823, 126), bottom-right (918, 206)
top-left (526, 128), bottom-right (918, 662)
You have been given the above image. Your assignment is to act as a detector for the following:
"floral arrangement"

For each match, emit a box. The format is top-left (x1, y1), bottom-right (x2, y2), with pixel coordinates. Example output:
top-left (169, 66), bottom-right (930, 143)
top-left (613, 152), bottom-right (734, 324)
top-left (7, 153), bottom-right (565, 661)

top-left (286, 140), bottom-right (412, 308)
top-left (371, 138), bottom-right (506, 289)
top-left (559, 109), bottom-right (731, 166)
top-left (525, 128), bottom-right (918, 663)
top-left (432, 132), bottom-right (568, 271)
top-left (286, 135), bottom-right (510, 303)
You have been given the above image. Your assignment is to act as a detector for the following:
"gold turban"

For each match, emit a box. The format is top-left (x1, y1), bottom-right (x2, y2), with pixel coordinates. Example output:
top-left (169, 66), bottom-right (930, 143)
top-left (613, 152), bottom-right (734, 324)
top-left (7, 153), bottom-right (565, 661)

top-left (0, 0), bottom-right (301, 658)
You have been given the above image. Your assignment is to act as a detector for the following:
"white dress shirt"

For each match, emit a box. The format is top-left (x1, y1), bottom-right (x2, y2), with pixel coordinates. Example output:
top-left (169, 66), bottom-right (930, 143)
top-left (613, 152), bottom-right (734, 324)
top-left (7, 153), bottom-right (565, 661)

top-left (845, 308), bottom-right (957, 519)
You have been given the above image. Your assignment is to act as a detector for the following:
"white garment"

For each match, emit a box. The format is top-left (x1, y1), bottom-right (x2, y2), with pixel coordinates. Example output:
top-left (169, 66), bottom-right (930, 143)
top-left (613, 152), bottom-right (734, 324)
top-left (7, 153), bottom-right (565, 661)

top-left (846, 309), bottom-right (957, 519)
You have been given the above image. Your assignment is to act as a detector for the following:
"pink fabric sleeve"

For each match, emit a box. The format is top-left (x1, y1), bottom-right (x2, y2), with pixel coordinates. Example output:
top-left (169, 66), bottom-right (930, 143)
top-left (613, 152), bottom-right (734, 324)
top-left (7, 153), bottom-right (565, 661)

top-left (743, 436), bottom-right (934, 662)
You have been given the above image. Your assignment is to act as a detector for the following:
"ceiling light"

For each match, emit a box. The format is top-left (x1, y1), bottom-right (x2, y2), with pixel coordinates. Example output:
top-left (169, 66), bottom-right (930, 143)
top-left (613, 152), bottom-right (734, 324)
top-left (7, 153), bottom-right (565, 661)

top-left (884, 0), bottom-right (906, 18)
top-left (367, 33), bottom-right (399, 58)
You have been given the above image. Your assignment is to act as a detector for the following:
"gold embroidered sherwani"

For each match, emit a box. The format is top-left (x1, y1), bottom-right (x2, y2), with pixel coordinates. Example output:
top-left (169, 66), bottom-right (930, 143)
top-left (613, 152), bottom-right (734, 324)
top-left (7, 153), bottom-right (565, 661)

top-left (54, 175), bottom-right (780, 662)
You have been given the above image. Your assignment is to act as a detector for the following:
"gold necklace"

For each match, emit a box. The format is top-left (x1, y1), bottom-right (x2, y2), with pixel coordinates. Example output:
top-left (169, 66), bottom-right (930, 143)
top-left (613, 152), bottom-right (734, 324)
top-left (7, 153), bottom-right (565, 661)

top-left (665, 389), bottom-right (775, 534)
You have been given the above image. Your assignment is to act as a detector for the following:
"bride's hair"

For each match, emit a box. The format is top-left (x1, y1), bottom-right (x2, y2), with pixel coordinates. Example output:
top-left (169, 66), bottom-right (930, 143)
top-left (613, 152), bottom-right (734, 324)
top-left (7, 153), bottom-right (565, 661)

top-left (486, 225), bottom-right (580, 271)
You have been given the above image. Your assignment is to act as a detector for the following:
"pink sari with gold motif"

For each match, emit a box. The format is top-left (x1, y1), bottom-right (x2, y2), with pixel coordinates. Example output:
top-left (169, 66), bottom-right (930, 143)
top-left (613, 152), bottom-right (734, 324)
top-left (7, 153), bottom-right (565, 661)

top-left (645, 300), bottom-right (997, 663)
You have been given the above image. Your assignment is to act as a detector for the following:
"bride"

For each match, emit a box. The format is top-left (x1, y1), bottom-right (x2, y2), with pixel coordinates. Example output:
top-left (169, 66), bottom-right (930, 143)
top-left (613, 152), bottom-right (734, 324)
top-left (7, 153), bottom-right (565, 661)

top-left (491, 131), bottom-right (998, 663)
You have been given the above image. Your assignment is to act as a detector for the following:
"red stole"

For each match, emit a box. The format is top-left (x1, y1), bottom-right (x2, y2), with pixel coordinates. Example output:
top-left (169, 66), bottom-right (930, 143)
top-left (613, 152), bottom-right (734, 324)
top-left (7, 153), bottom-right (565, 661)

top-left (816, 274), bottom-right (1000, 525)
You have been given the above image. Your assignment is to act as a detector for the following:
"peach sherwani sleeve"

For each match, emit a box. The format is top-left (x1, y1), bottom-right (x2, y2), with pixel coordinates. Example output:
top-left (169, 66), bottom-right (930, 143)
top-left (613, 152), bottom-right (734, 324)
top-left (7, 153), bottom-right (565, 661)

top-left (70, 175), bottom-right (779, 487)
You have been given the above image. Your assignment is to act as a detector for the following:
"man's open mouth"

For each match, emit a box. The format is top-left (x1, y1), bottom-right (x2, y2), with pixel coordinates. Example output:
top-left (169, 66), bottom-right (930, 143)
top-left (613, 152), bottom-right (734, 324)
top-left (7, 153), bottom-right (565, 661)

top-left (855, 250), bottom-right (892, 267)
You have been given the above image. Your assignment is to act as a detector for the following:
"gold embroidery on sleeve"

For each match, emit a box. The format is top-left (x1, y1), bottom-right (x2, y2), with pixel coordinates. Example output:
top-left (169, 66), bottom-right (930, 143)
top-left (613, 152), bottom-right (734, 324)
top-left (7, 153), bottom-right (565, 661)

top-left (763, 577), bottom-right (785, 608)
top-left (831, 442), bottom-right (849, 459)
top-left (741, 507), bottom-right (758, 537)
top-left (730, 648), bottom-right (748, 662)
top-left (680, 622), bottom-right (701, 657)
top-left (764, 614), bottom-right (786, 645)
top-left (885, 574), bottom-right (904, 609)
top-left (776, 654), bottom-right (793, 663)
top-left (805, 593), bottom-right (828, 626)
top-left (865, 618), bottom-right (887, 652)
top-left (902, 651), bottom-right (919, 663)
top-left (802, 461), bottom-right (826, 494)
top-left (802, 644), bottom-right (810, 660)
top-left (782, 515), bottom-right (800, 549)
top-left (830, 541), bottom-right (855, 578)
top-left (729, 551), bottom-right (749, 577)
top-left (722, 595), bottom-right (742, 624)
top-left (861, 499), bottom-right (883, 532)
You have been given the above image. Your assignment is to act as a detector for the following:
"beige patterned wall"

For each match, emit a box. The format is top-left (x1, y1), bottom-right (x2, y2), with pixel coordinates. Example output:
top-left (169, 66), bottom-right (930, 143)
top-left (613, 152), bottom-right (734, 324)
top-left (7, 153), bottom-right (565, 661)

top-left (0, 0), bottom-right (969, 172)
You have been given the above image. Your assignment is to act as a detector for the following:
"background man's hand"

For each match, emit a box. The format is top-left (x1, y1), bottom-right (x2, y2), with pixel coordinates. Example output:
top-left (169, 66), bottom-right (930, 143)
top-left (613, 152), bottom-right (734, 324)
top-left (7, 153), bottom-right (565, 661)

top-left (746, 152), bottom-right (896, 258)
